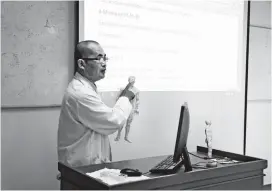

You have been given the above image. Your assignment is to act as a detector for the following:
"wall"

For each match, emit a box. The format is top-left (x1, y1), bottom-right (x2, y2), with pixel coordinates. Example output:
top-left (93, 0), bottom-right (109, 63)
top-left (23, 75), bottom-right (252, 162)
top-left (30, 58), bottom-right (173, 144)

top-left (1, 109), bottom-right (61, 189)
top-left (1, 1), bottom-right (75, 190)
top-left (246, 1), bottom-right (271, 185)
top-left (0, 1), bottom-right (270, 190)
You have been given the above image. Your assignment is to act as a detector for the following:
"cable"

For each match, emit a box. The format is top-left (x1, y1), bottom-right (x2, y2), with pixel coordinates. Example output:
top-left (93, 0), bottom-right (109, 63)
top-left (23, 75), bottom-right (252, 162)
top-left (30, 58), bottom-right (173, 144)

top-left (188, 152), bottom-right (210, 160)
top-left (192, 161), bottom-right (207, 165)
top-left (142, 171), bottom-right (150, 175)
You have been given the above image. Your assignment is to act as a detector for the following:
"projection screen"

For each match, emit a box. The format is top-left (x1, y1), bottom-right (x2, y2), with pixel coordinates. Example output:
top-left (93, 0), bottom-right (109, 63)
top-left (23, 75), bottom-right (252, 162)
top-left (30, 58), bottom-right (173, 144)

top-left (79, 0), bottom-right (247, 92)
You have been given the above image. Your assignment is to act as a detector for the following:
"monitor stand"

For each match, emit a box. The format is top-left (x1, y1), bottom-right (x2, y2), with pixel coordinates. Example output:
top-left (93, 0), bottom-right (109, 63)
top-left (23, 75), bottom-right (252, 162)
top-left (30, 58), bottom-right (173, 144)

top-left (181, 146), bottom-right (192, 172)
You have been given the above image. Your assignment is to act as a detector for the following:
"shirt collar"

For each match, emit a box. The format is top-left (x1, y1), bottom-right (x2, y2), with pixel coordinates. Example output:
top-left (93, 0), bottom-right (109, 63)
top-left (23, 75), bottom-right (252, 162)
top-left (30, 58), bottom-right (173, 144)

top-left (74, 72), bottom-right (97, 92)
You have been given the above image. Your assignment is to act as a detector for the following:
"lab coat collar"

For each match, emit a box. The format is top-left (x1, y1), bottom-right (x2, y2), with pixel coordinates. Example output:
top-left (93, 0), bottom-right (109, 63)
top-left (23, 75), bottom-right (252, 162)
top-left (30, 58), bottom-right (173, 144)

top-left (74, 72), bottom-right (97, 92)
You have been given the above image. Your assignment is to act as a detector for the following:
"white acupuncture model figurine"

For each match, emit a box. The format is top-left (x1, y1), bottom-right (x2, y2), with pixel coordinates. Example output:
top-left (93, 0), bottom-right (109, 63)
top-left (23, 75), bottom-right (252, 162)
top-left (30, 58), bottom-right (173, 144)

top-left (114, 76), bottom-right (140, 143)
top-left (205, 120), bottom-right (212, 158)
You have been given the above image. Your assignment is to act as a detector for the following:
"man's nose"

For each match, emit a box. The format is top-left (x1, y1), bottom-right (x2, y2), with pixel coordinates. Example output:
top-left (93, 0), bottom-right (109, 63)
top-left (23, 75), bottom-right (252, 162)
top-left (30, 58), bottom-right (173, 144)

top-left (100, 60), bottom-right (107, 67)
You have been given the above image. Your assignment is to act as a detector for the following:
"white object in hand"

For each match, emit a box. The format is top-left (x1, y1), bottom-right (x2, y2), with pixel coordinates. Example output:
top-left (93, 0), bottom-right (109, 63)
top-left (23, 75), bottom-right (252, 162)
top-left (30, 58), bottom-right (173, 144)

top-left (115, 76), bottom-right (140, 143)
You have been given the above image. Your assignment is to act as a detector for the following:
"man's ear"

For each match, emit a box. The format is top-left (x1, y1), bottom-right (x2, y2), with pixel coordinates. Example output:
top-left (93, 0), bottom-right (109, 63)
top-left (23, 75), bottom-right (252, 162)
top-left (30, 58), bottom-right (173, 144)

top-left (77, 59), bottom-right (86, 70)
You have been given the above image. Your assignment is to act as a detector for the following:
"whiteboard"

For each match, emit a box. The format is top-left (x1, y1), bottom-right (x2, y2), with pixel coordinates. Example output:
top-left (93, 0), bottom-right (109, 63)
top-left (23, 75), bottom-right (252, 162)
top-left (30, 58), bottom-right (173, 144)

top-left (248, 26), bottom-right (271, 100)
top-left (1, 1), bottom-right (74, 107)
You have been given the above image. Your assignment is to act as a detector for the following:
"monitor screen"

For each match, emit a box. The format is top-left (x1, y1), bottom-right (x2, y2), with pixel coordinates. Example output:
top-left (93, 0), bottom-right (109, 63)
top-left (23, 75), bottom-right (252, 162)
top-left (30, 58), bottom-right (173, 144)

top-left (173, 103), bottom-right (190, 163)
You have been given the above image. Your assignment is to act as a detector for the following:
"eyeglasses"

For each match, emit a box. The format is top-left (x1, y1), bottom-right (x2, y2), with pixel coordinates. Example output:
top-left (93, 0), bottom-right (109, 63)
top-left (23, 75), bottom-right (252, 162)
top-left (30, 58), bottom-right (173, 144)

top-left (80, 54), bottom-right (109, 62)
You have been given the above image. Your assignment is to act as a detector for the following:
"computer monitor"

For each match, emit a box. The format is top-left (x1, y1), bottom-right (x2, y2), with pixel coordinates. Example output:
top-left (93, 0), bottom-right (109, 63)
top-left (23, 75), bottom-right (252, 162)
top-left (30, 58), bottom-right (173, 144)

top-left (173, 103), bottom-right (192, 172)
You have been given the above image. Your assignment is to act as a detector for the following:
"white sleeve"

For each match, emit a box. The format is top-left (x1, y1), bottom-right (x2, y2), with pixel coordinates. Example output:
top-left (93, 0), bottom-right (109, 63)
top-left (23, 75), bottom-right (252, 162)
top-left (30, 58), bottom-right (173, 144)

top-left (115, 88), bottom-right (124, 102)
top-left (77, 94), bottom-right (132, 135)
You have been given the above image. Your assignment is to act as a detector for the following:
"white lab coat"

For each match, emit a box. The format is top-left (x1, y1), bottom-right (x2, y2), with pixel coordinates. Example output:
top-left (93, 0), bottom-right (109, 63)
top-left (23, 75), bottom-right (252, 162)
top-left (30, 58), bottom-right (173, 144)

top-left (57, 73), bottom-right (132, 167)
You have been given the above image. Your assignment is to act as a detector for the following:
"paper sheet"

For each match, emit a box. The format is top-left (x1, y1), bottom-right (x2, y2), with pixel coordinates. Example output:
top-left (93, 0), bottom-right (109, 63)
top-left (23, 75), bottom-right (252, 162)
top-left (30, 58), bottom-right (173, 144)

top-left (86, 168), bottom-right (150, 186)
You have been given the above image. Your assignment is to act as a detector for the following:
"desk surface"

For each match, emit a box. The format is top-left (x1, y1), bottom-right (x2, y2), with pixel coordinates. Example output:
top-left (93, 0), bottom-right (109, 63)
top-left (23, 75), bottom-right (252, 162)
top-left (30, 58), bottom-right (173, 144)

top-left (58, 146), bottom-right (267, 190)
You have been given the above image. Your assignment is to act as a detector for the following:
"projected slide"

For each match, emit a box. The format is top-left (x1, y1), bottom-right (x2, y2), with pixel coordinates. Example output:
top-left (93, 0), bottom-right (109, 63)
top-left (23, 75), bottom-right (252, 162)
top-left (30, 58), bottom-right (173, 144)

top-left (81, 0), bottom-right (246, 91)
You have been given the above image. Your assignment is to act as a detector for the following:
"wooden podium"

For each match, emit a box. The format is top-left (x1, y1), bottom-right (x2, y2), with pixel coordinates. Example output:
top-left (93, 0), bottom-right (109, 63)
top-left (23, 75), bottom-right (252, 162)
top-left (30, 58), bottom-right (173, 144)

top-left (58, 146), bottom-right (267, 190)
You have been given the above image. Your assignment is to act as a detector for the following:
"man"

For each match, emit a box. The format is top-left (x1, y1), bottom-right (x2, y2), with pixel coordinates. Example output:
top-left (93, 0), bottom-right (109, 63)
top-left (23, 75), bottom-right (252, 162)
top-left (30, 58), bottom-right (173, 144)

top-left (57, 40), bottom-right (135, 167)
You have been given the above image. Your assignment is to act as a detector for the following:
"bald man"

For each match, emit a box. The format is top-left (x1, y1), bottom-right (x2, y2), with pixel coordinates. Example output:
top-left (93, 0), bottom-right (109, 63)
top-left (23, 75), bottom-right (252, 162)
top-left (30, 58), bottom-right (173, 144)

top-left (57, 40), bottom-right (136, 167)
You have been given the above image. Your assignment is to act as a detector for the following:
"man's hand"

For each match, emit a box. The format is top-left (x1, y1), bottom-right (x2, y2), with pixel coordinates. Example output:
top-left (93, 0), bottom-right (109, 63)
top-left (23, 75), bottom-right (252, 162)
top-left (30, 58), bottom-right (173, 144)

top-left (122, 89), bottom-right (135, 101)
top-left (119, 81), bottom-right (135, 101)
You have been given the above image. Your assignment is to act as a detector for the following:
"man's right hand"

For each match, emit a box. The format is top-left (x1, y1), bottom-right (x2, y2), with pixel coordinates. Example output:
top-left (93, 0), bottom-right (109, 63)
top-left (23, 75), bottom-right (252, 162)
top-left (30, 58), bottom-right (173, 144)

top-left (122, 89), bottom-right (135, 101)
top-left (119, 81), bottom-right (134, 101)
